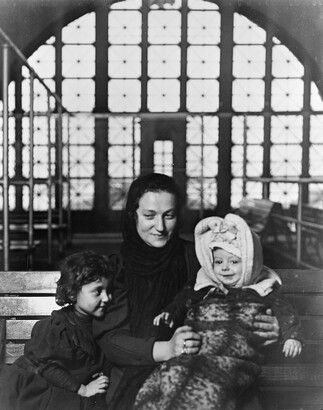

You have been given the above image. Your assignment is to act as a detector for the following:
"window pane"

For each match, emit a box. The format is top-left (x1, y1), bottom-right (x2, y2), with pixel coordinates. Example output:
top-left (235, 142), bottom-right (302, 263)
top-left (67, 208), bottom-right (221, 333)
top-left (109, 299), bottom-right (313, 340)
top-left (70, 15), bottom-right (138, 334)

top-left (28, 44), bottom-right (55, 78)
top-left (233, 45), bottom-right (266, 78)
top-left (62, 79), bottom-right (95, 112)
top-left (22, 78), bottom-right (55, 112)
top-left (148, 79), bottom-right (180, 111)
top-left (187, 79), bottom-right (219, 112)
top-left (187, 178), bottom-right (217, 210)
top-left (271, 145), bottom-right (302, 176)
top-left (62, 13), bottom-right (95, 43)
top-left (0, 186), bottom-right (16, 211)
top-left (272, 45), bottom-right (304, 78)
top-left (148, 46), bottom-right (181, 78)
top-left (70, 179), bottom-right (94, 210)
top-left (233, 14), bottom-right (266, 44)
top-left (109, 45), bottom-right (141, 78)
top-left (271, 115), bottom-right (303, 144)
top-left (187, 46), bottom-right (220, 78)
top-left (232, 79), bottom-right (265, 111)
top-left (232, 115), bottom-right (264, 145)
top-left (68, 115), bottom-right (95, 210)
top-left (108, 116), bottom-right (141, 210)
top-left (187, 11), bottom-right (221, 44)
top-left (186, 115), bottom-right (218, 144)
top-left (311, 82), bottom-right (323, 111)
top-left (269, 183), bottom-right (299, 208)
top-left (271, 79), bottom-right (304, 111)
top-left (108, 10), bottom-right (142, 44)
top-left (108, 79), bottom-right (141, 112)
top-left (62, 45), bottom-right (95, 78)
top-left (154, 140), bottom-right (173, 176)
top-left (149, 10), bottom-right (181, 44)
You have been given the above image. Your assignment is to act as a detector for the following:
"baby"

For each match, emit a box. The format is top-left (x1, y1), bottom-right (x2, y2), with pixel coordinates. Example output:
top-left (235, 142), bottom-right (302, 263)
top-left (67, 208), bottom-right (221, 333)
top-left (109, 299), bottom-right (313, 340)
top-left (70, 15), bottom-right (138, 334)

top-left (135, 214), bottom-right (302, 409)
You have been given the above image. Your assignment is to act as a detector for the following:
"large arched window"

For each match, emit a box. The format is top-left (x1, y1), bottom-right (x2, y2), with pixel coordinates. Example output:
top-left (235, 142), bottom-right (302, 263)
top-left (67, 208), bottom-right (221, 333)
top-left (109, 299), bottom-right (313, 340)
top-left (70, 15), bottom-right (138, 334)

top-left (6, 0), bottom-right (323, 230)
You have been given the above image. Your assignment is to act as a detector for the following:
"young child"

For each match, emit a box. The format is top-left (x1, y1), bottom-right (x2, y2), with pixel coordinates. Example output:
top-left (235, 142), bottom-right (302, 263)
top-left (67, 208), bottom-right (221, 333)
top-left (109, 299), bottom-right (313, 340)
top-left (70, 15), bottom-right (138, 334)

top-left (0, 251), bottom-right (114, 410)
top-left (134, 214), bottom-right (302, 410)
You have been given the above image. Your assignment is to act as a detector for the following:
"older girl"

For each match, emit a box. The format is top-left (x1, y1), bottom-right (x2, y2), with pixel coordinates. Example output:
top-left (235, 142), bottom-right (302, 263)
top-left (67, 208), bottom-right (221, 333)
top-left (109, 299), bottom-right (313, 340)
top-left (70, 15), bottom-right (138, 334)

top-left (0, 251), bottom-right (113, 410)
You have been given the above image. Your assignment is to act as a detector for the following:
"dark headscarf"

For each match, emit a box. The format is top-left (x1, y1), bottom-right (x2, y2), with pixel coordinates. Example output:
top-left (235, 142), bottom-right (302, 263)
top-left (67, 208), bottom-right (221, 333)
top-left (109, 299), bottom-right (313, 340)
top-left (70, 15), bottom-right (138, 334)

top-left (121, 173), bottom-right (183, 277)
top-left (120, 173), bottom-right (187, 338)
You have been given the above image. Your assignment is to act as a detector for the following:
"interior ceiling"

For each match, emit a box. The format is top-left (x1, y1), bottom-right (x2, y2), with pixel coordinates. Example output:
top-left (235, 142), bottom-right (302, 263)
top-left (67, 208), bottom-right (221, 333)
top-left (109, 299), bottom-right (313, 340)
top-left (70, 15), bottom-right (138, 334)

top-left (0, 0), bottom-right (323, 88)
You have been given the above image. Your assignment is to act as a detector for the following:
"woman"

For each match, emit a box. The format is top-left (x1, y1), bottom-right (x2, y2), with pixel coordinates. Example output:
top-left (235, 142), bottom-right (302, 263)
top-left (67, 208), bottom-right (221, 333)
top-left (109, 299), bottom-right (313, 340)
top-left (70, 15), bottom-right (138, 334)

top-left (93, 173), bottom-right (279, 410)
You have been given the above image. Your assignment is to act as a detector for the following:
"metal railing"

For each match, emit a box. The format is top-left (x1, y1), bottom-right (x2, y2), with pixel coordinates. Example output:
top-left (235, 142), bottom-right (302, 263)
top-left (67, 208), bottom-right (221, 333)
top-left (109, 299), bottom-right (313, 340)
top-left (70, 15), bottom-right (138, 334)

top-left (0, 27), bottom-right (72, 270)
top-left (243, 176), bottom-right (323, 268)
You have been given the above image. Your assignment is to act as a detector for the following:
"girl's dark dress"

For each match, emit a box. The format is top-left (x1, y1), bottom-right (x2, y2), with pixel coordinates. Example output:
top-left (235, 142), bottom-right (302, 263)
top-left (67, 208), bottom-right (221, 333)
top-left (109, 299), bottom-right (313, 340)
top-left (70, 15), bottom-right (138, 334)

top-left (0, 306), bottom-right (109, 410)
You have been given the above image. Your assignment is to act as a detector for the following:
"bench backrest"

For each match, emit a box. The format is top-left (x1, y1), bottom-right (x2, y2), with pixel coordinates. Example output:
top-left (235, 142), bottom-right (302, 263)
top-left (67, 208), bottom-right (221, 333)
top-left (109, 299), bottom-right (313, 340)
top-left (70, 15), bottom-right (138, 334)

top-left (0, 269), bottom-right (322, 410)
top-left (236, 198), bottom-right (281, 236)
top-left (0, 271), bottom-right (59, 364)
top-left (290, 203), bottom-right (323, 225)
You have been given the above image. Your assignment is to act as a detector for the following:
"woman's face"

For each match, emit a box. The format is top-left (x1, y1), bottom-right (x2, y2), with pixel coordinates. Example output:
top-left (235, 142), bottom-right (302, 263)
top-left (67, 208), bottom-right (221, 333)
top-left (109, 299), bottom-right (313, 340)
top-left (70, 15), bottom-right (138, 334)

top-left (135, 190), bottom-right (177, 247)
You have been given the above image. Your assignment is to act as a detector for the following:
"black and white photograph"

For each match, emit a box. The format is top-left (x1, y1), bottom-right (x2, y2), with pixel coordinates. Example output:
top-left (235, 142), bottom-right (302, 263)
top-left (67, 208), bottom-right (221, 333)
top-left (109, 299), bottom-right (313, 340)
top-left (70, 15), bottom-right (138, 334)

top-left (0, 1), bottom-right (322, 409)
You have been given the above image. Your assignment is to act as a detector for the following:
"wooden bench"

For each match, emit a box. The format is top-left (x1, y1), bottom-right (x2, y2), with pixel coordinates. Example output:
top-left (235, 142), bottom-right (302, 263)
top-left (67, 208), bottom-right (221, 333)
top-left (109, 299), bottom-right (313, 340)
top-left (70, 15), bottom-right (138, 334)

top-left (235, 198), bottom-right (282, 241)
top-left (0, 269), bottom-right (322, 410)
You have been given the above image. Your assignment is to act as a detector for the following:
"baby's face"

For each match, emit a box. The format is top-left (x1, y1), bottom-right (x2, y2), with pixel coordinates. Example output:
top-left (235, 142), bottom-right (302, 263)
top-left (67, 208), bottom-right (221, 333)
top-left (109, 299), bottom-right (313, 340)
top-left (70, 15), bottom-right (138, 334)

top-left (212, 248), bottom-right (243, 287)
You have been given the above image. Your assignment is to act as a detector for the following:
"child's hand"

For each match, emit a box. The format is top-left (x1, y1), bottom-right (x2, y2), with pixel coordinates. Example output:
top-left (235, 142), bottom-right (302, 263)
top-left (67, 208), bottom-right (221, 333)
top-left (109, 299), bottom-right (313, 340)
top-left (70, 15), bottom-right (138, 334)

top-left (282, 339), bottom-right (302, 358)
top-left (78, 374), bottom-right (110, 397)
top-left (153, 312), bottom-right (174, 328)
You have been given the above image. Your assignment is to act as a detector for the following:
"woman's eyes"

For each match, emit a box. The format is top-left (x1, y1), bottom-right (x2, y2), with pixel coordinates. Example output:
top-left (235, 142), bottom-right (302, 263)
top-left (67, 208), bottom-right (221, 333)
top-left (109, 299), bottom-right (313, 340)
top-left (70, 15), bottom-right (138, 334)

top-left (144, 214), bottom-right (154, 219)
top-left (143, 213), bottom-right (175, 219)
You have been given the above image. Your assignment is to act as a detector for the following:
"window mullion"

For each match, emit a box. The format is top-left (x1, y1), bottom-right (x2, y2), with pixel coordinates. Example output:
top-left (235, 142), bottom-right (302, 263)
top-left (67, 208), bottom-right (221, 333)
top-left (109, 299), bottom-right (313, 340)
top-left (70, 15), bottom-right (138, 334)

top-left (218, 3), bottom-right (234, 213)
top-left (263, 23), bottom-right (274, 199)
top-left (141, 0), bottom-right (148, 112)
top-left (180, 0), bottom-right (188, 112)
top-left (302, 55), bottom-right (311, 202)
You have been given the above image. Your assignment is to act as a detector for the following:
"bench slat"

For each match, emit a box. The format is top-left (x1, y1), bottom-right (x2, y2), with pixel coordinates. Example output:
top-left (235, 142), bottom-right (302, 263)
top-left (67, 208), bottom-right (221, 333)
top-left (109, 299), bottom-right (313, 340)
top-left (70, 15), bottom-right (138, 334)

top-left (299, 317), bottom-right (323, 339)
top-left (5, 344), bottom-right (24, 364)
top-left (265, 342), bottom-right (323, 364)
top-left (6, 320), bottom-right (38, 339)
top-left (284, 295), bottom-right (323, 316)
top-left (0, 297), bottom-right (57, 316)
top-left (277, 269), bottom-right (323, 292)
top-left (0, 272), bottom-right (59, 294)
top-left (260, 364), bottom-right (323, 386)
top-left (260, 387), bottom-right (323, 410)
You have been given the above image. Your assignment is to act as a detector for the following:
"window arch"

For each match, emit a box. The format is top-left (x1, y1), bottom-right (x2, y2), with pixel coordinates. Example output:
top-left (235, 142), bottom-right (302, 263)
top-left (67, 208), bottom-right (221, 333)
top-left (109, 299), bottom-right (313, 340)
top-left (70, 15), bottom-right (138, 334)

top-left (7, 0), bottom-right (323, 220)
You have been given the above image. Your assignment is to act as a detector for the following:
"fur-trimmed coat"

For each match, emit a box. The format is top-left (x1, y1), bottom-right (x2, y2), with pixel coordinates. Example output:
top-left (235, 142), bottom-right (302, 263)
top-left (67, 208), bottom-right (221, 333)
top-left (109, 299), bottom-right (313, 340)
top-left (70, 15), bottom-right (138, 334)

top-left (134, 287), bottom-right (301, 410)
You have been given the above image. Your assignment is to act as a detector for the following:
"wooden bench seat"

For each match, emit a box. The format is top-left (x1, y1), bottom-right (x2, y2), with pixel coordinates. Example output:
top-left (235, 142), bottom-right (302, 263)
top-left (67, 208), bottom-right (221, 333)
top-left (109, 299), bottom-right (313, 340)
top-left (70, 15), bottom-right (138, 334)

top-left (0, 269), bottom-right (322, 409)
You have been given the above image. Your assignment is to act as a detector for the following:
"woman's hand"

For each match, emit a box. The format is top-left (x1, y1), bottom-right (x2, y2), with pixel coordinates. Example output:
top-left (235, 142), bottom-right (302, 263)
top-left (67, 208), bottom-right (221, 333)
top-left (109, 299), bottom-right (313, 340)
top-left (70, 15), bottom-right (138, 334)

top-left (152, 325), bottom-right (202, 362)
top-left (78, 374), bottom-right (110, 397)
top-left (253, 309), bottom-right (280, 346)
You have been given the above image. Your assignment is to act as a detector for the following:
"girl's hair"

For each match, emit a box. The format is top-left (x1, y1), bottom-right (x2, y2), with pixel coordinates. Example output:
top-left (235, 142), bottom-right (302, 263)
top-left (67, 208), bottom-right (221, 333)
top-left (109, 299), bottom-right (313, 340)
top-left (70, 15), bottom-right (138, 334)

top-left (123, 173), bottom-right (182, 238)
top-left (56, 251), bottom-right (114, 306)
